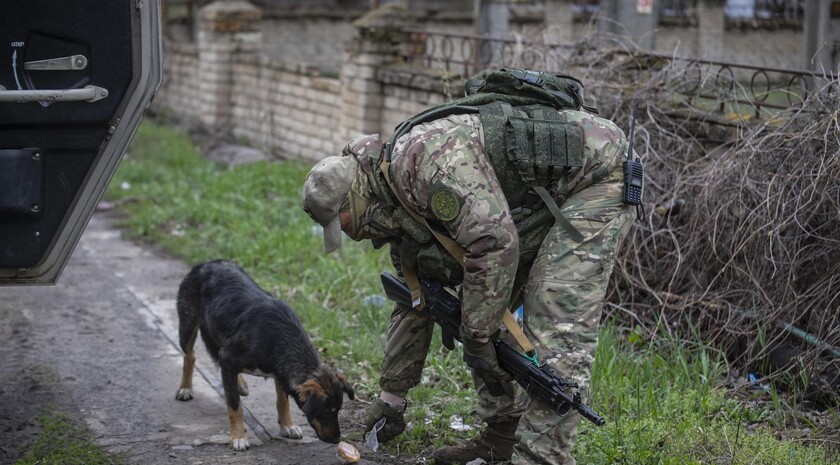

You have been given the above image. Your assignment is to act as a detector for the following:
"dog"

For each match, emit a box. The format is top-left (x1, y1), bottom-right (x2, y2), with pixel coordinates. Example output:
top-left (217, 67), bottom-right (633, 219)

top-left (174, 260), bottom-right (354, 450)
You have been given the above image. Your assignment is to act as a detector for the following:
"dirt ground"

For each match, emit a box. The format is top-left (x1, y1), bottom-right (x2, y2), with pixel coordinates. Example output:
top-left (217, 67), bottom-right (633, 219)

top-left (0, 210), bottom-right (414, 465)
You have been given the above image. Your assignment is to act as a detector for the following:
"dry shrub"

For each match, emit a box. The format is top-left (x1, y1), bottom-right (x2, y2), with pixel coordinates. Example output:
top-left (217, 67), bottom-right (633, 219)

top-left (505, 33), bottom-right (840, 406)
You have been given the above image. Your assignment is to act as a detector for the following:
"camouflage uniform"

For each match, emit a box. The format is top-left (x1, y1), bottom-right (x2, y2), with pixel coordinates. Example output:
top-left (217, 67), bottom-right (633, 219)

top-left (356, 111), bottom-right (633, 465)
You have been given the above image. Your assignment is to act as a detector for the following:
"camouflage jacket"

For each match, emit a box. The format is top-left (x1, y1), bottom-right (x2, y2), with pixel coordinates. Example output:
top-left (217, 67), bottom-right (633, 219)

top-left (354, 110), bottom-right (628, 340)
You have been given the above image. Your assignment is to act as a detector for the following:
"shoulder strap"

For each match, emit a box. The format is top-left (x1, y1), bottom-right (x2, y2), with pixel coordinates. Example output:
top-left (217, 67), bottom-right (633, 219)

top-left (379, 156), bottom-right (466, 265)
top-left (385, 105), bottom-right (480, 162)
top-left (533, 186), bottom-right (584, 243)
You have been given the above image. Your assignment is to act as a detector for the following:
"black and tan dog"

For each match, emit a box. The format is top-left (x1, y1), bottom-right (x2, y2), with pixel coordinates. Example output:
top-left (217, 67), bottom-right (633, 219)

top-left (174, 260), bottom-right (354, 450)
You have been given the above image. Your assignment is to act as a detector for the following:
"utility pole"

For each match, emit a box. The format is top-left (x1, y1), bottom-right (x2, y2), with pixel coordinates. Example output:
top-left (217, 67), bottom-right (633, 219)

top-left (475, 0), bottom-right (509, 37)
top-left (371, 0), bottom-right (405, 8)
top-left (474, 0), bottom-right (509, 70)
top-left (598, 0), bottom-right (658, 51)
top-left (802, 0), bottom-right (838, 73)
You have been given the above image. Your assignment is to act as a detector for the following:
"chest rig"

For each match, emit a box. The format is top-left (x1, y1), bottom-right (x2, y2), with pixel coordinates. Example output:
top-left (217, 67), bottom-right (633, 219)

top-left (371, 112), bottom-right (587, 290)
top-left (372, 69), bottom-right (603, 289)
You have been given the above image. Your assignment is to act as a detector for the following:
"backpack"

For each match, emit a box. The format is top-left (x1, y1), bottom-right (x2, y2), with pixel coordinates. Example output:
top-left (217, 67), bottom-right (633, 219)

top-left (385, 68), bottom-right (597, 161)
top-left (381, 68), bottom-right (601, 245)
top-left (463, 68), bottom-right (597, 114)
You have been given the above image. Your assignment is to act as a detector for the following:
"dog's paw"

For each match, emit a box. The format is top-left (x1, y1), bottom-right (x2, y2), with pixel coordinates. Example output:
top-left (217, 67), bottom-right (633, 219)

top-left (279, 424), bottom-right (303, 439)
top-left (175, 388), bottom-right (193, 401)
top-left (229, 436), bottom-right (250, 451)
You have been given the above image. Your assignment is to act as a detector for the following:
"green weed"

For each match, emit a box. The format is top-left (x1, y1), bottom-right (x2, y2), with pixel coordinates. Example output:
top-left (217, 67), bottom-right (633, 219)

top-left (106, 120), bottom-right (839, 464)
top-left (15, 409), bottom-right (119, 465)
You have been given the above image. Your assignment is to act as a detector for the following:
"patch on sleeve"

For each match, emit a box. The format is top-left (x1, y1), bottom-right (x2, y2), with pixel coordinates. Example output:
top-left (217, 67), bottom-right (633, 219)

top-left (430, 189), bottom-right (461, 221)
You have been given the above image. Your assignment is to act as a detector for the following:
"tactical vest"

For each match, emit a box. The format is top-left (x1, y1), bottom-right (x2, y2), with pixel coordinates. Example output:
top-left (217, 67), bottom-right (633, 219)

top-left (478, 101), bottom-right (585, 212)
top-left (372, 69), bottom-right (601, 289)
top-left (366, 109), bottom-right (584, 289)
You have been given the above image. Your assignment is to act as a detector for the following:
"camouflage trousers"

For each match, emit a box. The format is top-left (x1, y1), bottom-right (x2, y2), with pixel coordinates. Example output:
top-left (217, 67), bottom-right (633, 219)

top-left (379, 164), bottom-right (633, 465)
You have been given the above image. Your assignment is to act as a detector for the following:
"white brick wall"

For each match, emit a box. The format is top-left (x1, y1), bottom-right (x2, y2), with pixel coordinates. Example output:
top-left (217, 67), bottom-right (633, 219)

top-left (156, 4), bottom-right (813, 165)
top-left (229, 60), bottom-right (343, 161)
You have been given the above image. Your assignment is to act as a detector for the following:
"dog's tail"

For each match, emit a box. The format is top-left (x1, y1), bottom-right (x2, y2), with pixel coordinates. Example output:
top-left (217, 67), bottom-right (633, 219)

top-left (176, 264), bottom-right (204, 353)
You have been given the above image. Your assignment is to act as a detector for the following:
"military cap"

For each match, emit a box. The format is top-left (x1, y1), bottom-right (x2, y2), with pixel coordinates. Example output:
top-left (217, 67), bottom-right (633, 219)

top-left (302, 155), bottom-right (358, 253)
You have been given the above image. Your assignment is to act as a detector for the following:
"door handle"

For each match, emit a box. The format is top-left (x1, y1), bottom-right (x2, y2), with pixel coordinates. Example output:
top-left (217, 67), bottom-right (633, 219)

top-left (23, 54), bottom-right (89, 71)
top-left (0, 84), bottom-right (109, 103)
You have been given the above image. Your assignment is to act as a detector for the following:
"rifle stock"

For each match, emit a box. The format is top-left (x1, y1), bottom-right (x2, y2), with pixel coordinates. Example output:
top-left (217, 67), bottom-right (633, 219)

top-left (379, 272), bottom-right (606, 426)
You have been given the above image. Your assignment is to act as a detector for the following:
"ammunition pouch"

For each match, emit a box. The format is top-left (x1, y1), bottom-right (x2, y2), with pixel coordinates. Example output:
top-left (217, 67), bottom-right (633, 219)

top-left (503, 104), bottom-right (584, 184)
top-left (481, 102), bottom-right (585, 186)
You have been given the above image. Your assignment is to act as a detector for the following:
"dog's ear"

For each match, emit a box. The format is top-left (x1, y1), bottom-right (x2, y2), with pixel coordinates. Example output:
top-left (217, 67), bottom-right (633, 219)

top-left (297, 379), bottom-right (327, 418)
top-left (335, 369), bottom-right (355, 400)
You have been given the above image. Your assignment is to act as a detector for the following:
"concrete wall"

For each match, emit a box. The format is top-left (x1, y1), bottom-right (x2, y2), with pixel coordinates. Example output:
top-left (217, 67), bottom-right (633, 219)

top-left (261, 14), bottom-right (359, 75)
top-left (247, 5), bottom-right (543, 76)
top-left (540, 0), bottom-right (807, 70)
top-left (154, 1), bottom-right (825, 164)
top-left (654, 1), bottom-right (804, 69)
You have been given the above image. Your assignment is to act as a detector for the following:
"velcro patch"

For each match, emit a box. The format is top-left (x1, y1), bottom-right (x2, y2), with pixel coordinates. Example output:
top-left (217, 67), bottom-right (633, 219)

top-left (430, 189), bottom-right (461, 221)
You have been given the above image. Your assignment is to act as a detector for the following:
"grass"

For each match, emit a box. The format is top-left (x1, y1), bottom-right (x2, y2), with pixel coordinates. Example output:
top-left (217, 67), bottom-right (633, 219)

top-left (11, 367), bottom-right (119, 465)
top-left (581, 327), bottom-right (838, 464)
top-left (15, 409), bottom-right (118, 465)
top-left (104, 119), bottom-right (840, 464)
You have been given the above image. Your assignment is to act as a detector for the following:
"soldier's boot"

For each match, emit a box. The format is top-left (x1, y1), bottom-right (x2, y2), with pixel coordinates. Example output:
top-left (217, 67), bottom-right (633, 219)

top-left (431, 418), bottom-right (519, 464)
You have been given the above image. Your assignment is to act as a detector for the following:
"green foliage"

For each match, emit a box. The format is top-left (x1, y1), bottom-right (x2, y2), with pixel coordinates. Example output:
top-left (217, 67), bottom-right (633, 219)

top-left (16, 409), bottom-right (118, 465)
top-left (578, 326), bottom-right (837, 465)
top-left (107, 121), bottom-right (839, 464)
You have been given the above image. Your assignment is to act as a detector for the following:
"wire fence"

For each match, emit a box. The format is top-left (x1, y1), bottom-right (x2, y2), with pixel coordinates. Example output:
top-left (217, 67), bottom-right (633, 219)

top-left (404, 28), bottom-right (836, 120)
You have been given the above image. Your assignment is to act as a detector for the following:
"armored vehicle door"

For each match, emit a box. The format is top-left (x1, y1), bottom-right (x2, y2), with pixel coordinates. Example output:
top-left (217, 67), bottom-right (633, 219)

top-left (0, 0), bottom-right (162, 284)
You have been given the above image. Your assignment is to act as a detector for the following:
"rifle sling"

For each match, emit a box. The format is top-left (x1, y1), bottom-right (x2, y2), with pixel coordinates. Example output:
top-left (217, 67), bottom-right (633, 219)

top-left (501, 311), bottom-right (536, 356)
top-left (401, 264), bottom-right (425, 310)
top-left (379, 157), bottom-right (536, 357)
top-left (533, 186), bottom-right (584, 243)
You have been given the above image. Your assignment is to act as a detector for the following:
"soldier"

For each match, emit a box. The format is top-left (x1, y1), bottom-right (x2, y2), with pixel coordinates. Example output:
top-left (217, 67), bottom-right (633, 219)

top-left (302, 96), bottom-right (635, 465)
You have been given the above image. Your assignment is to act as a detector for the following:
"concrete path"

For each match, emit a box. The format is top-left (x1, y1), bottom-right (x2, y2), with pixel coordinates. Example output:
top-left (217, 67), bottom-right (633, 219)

top-left (0, 210), bottom-right (403, 465)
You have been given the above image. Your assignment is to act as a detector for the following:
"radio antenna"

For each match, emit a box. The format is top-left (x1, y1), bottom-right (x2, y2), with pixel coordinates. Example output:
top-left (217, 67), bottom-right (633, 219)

top-left (626, 100), bottom-right (639, 160)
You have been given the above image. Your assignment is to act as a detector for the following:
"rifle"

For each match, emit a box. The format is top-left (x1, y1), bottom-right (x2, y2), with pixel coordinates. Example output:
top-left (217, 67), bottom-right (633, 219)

top-left (380, 272), bottom-right (606, 426)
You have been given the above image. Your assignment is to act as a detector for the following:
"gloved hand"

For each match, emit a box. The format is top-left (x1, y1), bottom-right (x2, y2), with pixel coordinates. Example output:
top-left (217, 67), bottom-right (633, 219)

top-left (461, 329), bottom-right (514, 387)
top-left (363, 397), bottom-right (407, 444)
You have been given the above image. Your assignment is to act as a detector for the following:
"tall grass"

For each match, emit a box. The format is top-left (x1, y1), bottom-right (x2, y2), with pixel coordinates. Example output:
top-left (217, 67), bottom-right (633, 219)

top-left (105, 121), bottom-right (838, 464)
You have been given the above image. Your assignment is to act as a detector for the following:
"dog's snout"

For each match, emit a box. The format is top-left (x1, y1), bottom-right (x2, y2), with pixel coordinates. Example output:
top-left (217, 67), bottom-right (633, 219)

top-left (311, 418), bottom-right (341, 444)
top-left (322, 433), bottom-right (340, 444)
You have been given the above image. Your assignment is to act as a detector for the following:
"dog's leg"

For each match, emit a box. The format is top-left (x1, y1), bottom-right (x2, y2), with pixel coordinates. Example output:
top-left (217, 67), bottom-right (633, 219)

top-left (175, 326), bottom-right (198, 401)
top-left (175, 349), bottom-right (196, 400)
top-left (275, 379), bottom-right (303, 439)
top-left (238, 374), bottom-right (249, 397)
top-left (176, 272), bottom-right (201, 401)
top-left (227, 402), bottom-right (249, 451)
top-left (222, 365), bottom-right (250, 451)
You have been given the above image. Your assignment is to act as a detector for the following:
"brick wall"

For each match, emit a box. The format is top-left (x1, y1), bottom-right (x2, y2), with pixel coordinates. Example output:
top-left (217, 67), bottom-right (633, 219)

top-left (154, 1), bottom-right (819, 164)
top-left (229, 55), bottom-right (344, 160)
top-left (160, 41), bottom-right (202, 121)
top-left (378, 69), bottom-right (452, 139)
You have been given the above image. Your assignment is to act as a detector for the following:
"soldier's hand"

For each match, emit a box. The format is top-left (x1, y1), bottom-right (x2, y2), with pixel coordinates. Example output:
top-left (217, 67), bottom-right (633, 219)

top-left (363, 397), bottom-right (407, 444)
top-left (460, 329), bottom-right (513, 386)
